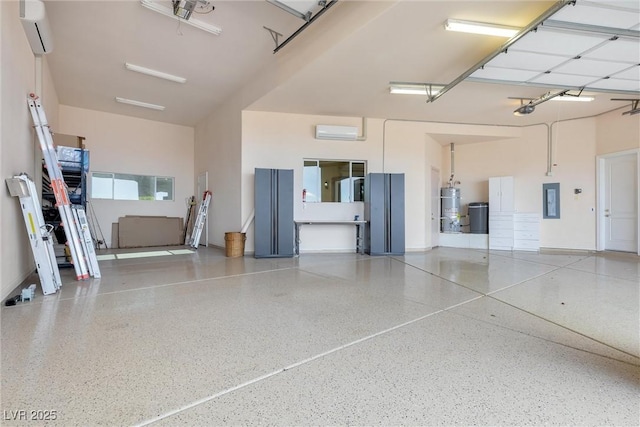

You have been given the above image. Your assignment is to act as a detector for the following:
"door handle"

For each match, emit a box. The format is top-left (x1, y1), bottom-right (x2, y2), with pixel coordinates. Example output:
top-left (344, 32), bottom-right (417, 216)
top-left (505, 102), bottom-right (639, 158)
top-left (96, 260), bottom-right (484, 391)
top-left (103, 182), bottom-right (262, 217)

top-left (605, 214), bottom-right (611, 217)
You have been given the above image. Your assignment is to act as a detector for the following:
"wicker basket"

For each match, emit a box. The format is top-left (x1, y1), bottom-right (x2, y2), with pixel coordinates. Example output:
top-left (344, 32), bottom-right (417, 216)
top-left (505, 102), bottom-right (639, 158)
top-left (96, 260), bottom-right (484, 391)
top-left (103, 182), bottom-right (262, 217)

top-left (224, 232), bottom-right (246, 257)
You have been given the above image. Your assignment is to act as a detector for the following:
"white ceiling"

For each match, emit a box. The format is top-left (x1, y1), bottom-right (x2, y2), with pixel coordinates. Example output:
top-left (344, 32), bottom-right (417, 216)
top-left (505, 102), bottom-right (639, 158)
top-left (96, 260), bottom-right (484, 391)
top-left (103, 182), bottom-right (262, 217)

top-left (41, 0), bottom-right (640, 132)
top-left (469, 1), bottom-right (640, 94)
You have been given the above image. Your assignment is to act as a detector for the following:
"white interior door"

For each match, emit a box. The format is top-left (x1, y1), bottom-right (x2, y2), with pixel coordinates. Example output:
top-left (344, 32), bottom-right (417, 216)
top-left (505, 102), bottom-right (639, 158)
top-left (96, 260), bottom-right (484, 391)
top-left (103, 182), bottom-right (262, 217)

top-left (604, 154), bottom-right (637, 252)
top-left (197, 172), bottom-right (209, 247)
top-left (431, 167), bottom-right (440, 247)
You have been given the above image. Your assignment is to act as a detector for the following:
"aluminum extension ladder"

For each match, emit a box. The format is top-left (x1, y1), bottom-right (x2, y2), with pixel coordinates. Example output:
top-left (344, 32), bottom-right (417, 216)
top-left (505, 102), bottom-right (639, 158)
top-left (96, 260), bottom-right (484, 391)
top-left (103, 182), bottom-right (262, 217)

top-left (6, 174), bottom-right (62, 295)
top-left (189, 191), bottom-right (212, 249)
top-left (72, 206), bottom-right (101, 278)
top-left (27, 94), bottom-right (100, 280)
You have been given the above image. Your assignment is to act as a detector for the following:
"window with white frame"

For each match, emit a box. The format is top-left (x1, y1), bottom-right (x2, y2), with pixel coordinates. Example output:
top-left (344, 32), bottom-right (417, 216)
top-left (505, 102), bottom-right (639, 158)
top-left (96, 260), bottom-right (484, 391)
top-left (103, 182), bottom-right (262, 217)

top-left (91, 172), bottom-right (174, 201)
top-left (303, 159), bottom-right (365, 203)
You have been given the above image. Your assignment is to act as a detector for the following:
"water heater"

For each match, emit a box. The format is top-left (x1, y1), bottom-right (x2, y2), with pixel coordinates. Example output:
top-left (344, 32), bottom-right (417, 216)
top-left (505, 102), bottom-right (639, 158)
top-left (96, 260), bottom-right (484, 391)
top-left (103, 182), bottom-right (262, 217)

top-left (441, 187), bottom-right (461, 233)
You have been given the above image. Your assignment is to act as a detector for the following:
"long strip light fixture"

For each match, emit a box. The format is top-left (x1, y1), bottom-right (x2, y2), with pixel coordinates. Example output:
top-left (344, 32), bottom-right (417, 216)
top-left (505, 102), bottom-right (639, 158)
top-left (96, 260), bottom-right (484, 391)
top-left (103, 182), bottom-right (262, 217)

top-left (115, 97), bottom-right (165, 111)
top-left (428, 1), bottom-right (574, 104)
top-left (140, 0), bottom-right (222, 35)
top-left (125, 63), bottom-right (187, 84)
top-left (550, 95), bottom-right (594, 102)
top-left (444, 19), bottom-right (519, 38)
top-left (389, 82), bottom-right (445, 96)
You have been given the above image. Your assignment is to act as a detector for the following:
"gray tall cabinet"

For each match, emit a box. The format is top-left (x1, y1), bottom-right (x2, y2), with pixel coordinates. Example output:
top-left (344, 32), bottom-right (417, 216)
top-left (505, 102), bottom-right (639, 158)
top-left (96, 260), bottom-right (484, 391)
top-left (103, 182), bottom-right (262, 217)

top-left (254, 168), bottom-right (294, 258)
top-left (364, 173), bottom-right (405, 256)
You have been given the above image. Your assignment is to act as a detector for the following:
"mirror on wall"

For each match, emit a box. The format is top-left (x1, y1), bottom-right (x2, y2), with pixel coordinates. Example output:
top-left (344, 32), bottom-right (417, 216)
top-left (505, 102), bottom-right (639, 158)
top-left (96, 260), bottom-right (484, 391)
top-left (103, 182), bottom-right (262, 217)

top-left (303, 159), bottom-right (366, 203)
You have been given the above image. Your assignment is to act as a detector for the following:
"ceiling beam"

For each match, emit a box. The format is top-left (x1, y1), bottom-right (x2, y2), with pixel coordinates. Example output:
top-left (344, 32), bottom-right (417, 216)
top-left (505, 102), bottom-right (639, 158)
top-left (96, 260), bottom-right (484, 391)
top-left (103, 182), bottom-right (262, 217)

top-left (543, 20), bottom-right (640, 39)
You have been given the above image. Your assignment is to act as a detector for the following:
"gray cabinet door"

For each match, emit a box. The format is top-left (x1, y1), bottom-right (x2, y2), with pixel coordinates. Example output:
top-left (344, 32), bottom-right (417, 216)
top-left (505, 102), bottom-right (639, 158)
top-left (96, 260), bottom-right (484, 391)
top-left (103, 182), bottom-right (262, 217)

top-left (254, 168), bottom-right (294, 258)
top-left (365, 173), bottom-right (405, 255)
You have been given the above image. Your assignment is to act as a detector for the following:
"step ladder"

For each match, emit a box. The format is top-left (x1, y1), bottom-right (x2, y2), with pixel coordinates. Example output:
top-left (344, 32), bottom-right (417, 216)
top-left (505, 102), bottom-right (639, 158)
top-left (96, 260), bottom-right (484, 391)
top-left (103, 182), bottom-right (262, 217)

top-left (6, 174), bottom-right (62, 295)
top-left (189, 191), bottom-right (212, 249)
top-left (27, 94), bottom-right (99, 280)
top-left (183, 195), bottom-right (197, 245)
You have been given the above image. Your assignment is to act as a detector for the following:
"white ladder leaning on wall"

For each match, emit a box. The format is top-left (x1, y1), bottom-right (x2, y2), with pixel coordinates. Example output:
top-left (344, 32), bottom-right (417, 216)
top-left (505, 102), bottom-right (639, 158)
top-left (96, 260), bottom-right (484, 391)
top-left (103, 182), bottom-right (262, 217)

top-left (27, 93), bottom-right (101, 280)
top-left (189, 191), bottom-right (212, 249)
top-left (6, 174), bottom-right (62, 295)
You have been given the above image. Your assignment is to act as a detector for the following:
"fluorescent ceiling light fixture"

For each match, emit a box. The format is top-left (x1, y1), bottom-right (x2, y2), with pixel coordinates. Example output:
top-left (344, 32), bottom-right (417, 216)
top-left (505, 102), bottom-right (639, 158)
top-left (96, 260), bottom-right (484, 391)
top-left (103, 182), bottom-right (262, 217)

top-left (550, 95), bottom-right (595, 102)
top-left (124, 63), bottom-right (186, 84)
top-left (389, 82), bottom-right (444, 96)
top-left (115, 97), bottom-right (165, 111)
top-left (140, 0), bottom-right (222, 35)
top-left (445, 19), bottom-right (519, 38)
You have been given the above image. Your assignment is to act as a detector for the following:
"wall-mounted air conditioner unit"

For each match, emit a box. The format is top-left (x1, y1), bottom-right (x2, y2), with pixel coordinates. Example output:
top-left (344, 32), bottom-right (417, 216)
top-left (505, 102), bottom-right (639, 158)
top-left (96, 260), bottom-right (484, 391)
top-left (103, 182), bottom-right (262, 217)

top-left (20, 0), bottom-right (53, 55)
top-left (315, 125), bottom-right (358, 141)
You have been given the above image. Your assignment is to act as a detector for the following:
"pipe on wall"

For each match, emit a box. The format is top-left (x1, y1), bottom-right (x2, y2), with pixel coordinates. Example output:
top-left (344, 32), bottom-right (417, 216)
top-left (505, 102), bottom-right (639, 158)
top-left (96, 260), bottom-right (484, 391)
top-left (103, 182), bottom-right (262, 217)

top-left (450, 142), bottom-right (455, 181)
top-left (545, 123), bottom-right (553, 176)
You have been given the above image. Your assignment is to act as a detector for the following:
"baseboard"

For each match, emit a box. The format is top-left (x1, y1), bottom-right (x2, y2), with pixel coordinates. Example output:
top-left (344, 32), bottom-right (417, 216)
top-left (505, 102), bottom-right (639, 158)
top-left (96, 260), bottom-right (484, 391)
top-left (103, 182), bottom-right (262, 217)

top-left (538, 247), bottom-right (596, 255)
top-left (2, 268), bottom-right (36, 302)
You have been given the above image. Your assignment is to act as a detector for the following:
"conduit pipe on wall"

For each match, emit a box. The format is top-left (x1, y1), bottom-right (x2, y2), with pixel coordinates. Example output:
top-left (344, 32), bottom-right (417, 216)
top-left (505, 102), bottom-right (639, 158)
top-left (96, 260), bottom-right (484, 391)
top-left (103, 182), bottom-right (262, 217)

top-left (356, 117), bottom-right (367, 141)
top-left (532, 107), bottom-right (631, 178)
top-left (380, 106), bottom-right (626, 187)
top-left (448, 142), bottom-right (460, 187)
top-left (545, 123), bottom-right (553, 176)
top-left (450, 143), bottom-right (455, 179)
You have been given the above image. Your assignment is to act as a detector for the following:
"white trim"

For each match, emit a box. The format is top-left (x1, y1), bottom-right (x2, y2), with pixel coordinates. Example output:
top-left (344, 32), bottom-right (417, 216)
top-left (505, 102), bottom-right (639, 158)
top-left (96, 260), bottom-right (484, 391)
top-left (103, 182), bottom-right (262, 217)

top-left (596, 149), bottom-right (640, 255)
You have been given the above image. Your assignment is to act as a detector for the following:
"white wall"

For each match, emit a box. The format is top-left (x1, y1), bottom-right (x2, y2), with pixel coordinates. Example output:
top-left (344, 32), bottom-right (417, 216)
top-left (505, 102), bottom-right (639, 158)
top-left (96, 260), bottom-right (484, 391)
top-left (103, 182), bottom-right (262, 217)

top-left (437, 120), bottom-right (601, 250)
top-left (241, 112), bottom-right (619, 254)
top-left (241, 112), bottom-right (449, 253)
top-left (58, 106), bottom-right (194, 248)
top-left (237, 112), bottom-right (623, 254)
top-left (440, 126), bottom-right (548, 214)
top-left (197, 98), bottom-right (638, 258)
top-left (544, 118), bottom-right (598, 250)
top-left (383, 120), bottom-right (444, 250)
top-left (242, 112), bottom-right (383, 253)
top-left (596, 108), bottom-right (640, 155)
top-left (194, 97), bottom-right (243, 249)
top-left (1, 0), bottom-right (58, 300)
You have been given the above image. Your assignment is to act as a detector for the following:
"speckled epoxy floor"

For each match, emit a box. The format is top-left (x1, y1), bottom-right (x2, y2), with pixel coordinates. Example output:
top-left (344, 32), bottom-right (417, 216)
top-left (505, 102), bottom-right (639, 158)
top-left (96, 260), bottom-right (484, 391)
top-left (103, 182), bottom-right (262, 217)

top-left (1, 247), bottom-right (638, 426)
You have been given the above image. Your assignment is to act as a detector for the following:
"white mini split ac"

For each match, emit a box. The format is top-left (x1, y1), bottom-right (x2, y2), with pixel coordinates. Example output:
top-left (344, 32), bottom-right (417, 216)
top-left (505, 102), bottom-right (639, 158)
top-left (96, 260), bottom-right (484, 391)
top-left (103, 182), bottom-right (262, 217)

top-left (315, 125), bottom-right (359, 141)
top-left (20, 0), bottom-right (54, 55)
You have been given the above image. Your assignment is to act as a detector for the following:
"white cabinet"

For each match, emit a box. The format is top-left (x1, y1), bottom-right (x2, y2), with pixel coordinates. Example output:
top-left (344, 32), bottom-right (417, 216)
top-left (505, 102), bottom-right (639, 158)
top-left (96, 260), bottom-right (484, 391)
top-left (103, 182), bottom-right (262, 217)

top-left (513, 213), bottom-right (540, 251)
top-left (489, 212), bottom-right (513, 250)
top-left (489, 176), bottom-right (514, 213)
top-left (489, 176), bottom-right (514, 250)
